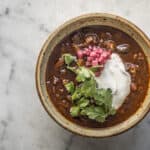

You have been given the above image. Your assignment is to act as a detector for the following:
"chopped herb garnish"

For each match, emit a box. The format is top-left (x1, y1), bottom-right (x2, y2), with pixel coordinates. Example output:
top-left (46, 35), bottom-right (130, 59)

top-left (62, 53), bottom-right (116, 122)
top-left (76, 67), bottom-right (93, 82)
top-left (64, 81), bottom-right (75, 94)
top-left (77, 97), bottom-right (90, 108)
top-left (70, 106), bottom-right (80, 117)
top-left (80, 106), bottom-right (106, 122)
top-left (66, 66), bottom-right (77, 73)
top-left (71, 87), bottom-right (82, 101)
top-left (89, 65), bottom-right (101, 72)
top-left (63, 53), bottom-right (76, 65)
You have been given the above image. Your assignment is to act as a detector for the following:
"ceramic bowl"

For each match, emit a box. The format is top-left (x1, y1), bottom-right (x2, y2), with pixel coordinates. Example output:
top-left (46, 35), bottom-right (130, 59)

top-left (36, 13), bottom-right (150, 137)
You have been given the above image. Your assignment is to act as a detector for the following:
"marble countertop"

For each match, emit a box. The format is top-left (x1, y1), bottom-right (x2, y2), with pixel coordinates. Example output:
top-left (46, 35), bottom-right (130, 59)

top-left (0, 0), bottom-right (150, 150)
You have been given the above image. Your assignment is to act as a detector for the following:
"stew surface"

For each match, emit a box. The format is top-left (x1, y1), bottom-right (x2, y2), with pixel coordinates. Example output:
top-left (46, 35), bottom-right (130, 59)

top-left (46, 26), bottom-right (149, 128)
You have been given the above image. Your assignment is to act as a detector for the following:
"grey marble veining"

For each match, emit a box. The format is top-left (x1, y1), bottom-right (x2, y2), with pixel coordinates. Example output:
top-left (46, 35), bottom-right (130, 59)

top-left (0, 0), bottom-right (150, 150)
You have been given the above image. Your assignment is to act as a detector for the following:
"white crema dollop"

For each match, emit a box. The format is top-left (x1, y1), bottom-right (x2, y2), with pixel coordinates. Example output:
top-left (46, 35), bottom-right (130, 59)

top-left (95, 53), bottom-right (131, 109)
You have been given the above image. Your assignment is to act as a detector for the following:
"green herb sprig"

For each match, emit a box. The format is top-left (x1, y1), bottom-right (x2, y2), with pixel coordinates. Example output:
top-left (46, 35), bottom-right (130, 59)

top-left (63, 53), bottom-right (116, 122)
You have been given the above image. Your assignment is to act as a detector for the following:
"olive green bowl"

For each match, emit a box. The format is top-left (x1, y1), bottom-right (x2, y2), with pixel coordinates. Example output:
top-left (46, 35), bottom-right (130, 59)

top-left (36, 13), bottom-right (150, 137)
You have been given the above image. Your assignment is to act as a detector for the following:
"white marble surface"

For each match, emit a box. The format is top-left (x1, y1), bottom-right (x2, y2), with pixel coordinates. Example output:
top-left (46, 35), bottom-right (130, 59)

top-left (0, 0), bottom-right (150, 150)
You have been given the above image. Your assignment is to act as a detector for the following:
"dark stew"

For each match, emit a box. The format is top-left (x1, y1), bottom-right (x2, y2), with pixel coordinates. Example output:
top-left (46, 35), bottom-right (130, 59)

top-left (46, 26), bottom-right (149, 128)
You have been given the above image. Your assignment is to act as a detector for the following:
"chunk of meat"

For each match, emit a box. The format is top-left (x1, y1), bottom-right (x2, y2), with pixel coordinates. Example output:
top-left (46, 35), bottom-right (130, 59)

top-left (54, 58), bottom-right (64, 68)
top-left (85, 33), bottom-right (99, 44)
top-left (104, 40), bottom-right (116, 51)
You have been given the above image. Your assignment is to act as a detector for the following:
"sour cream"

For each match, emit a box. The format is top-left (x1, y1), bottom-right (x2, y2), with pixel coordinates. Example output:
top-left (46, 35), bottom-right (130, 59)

top-left (95, 53), bottom-right (131, 109)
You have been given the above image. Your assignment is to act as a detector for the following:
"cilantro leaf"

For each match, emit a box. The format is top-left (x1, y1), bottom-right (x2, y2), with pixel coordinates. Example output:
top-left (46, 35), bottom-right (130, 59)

top-left (70, 106), bottom-right (80, 117)
top-left (64, 81), bottom-right (75, 94)
top-left (63, 53), bottom-right (76, 65)
top-left (76, 67), bottom-right (93, 82)
top-left (103, 88), bottom-right (113, 111)
top-left (109, 107), bottom-right (116, 115)
top-left (80, 106), bottom-right (106, 122)
top-left (71, 87), bottom-right (82, 101)
top-left (62, 53), bottom-right (116, 122)
top-left (77, 97), bottom-right (89, 108)
top-left (89, 65), bottom-right (101, 72)
top-left (66, 66), bottom-right (77, 73)
top-left (80, 78), bottom-right (96, 97)
top-left (93, 88), bottom-right (112, 109)
top-left (66, 66), bottom-right (94, 82)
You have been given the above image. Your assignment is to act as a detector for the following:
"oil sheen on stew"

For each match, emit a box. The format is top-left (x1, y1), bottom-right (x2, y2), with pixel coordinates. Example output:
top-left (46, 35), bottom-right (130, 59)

top-left (46, 26), bottom-right (149, 128)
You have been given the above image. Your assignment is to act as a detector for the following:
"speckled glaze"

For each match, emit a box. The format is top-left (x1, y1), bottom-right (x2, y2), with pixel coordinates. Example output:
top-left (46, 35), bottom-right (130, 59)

top-left (36, 13), bottom-right (150, 137)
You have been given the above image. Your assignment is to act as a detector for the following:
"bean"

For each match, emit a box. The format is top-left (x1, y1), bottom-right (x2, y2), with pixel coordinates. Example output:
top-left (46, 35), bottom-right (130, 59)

top-left (133, 53), bottom-right (138, 59)
top-left (53, 76), bottom-right (59, 85)
top-left (60, 69), bottom-right (66, 74)
top-left (59, 88), bottom-right (64, 93)
top-left (62, 79), bottom-right (69, 84)
top-left (62, 100), bottom-right (69, 108)
top-left (72, 32), bottom-right (84, 44)
top-left (131, 82), bottom-right (137, 91)
top-left (56, 93), bottom-right (60, 98)
top-left (138, 52), bottom-right (144, 60)
top-left (46, 80), bottom-right (50, 84)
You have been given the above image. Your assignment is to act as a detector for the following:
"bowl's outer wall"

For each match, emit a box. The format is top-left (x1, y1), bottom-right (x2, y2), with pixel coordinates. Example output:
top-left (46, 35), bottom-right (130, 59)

top-left (36, 13), bottom-right (150, 137)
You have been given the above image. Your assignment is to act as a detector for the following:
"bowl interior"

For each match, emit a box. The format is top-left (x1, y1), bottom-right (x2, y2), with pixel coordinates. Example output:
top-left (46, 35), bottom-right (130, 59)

top-left (36, 13), bottom-right (150, 137)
